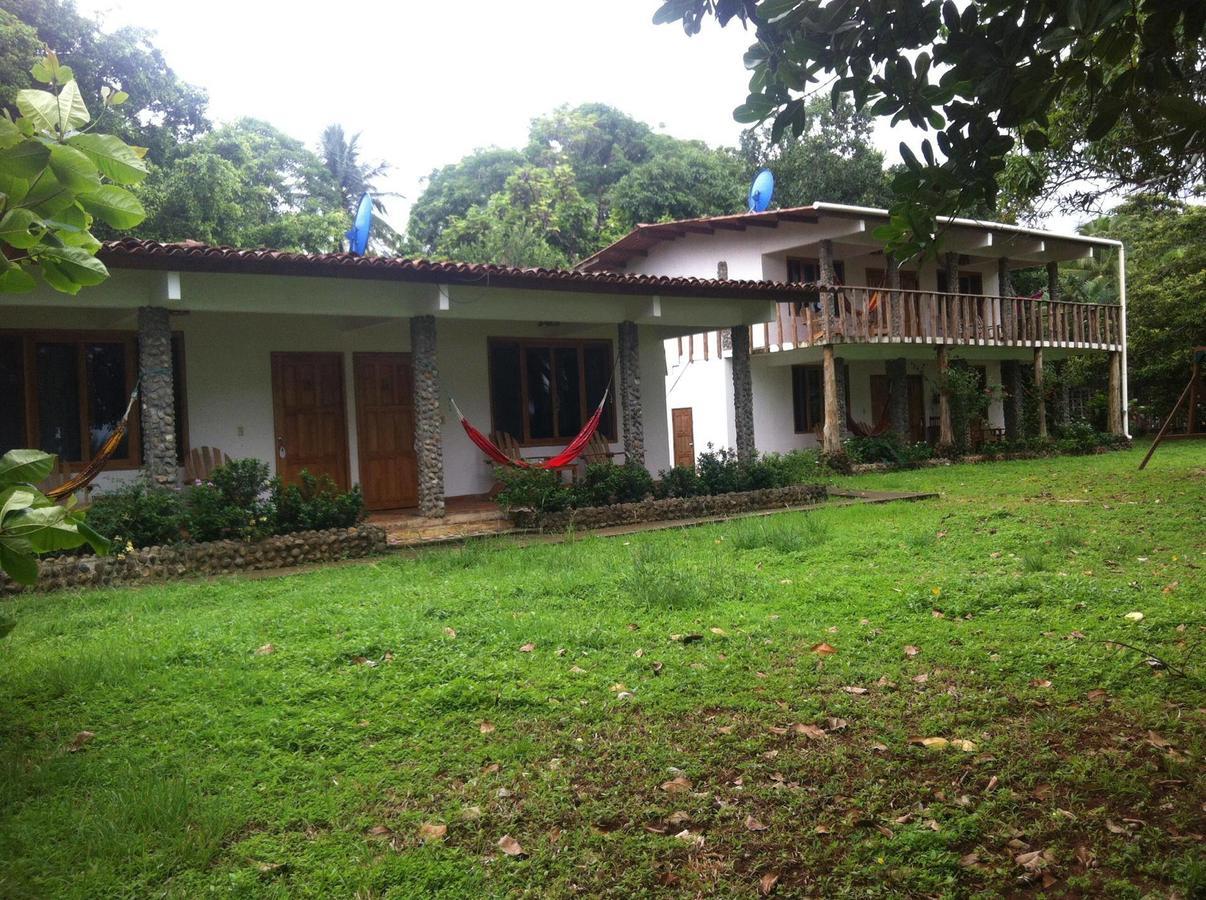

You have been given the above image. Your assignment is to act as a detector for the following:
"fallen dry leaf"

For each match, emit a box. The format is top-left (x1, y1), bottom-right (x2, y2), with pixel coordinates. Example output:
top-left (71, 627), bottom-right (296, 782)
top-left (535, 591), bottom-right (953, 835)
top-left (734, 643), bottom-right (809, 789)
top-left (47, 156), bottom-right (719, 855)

top-left (814, 824), bottom-right (831, 834)
top-left (759, 872), bottom-right (780, 894)
top-left (870, 741), bottom-right (888, 752)
top-left (1145, 731), bottom-right (1172, 749)
top-left (912, 672), bottom-right (929, 684)
top-left (904, 645), bottom-right (921, 657)
top-left (633, 648), bottom-right (644, 658)
top-left (351, 656), bottom-right (375, 667)
top-left (842, 685), bottom-right (869, 695)
top-left (670, 633), bottom-right (704, 643)
top-left (717, 725), bottom-right (735, 735)
top-left (497, 834), bottom-right (525, 857)
top-left (366, 825), bottom-right (392, 838)
top-left (709, 627), bottom-right (728, 636)
top-left (662, 776), bottom-right (693, 793)
top-left (479, 721), bottom-right (496, 734)
top-left (1086, 689), bottom-right (1110, 701)
top-left (825, 717), bottom-right (848, 732)
top-left (418, 822), bottom-right (447, 842)
top-left (745, 815), bottom-right (768, 832)
top-left (555, 647), bottom-right (566, 656)
top-left (518, 642), bottom-right (535, 652)
top-left (951, 739), bottom-right (977, 752)
top-left (1124, 611), bottom-right (1144, 622)
top-left (66, 730), bottom-right (95, 753)
top-left (792, 723), bottom-right (827, 740)
top-left (1105, 820), bottom-right (1128, 834)
top-left (569, 665), bottom-right (586, 674)
top-left (1029, 678), bottom-right (1053, 688)
top-left (461, 805), bottom-right (482, 820)
top-left (911, 736), bottom-right (950, 749)
top-left (254, 643), bottom-right (275, 655)
top-left (674, 829), bottom-right (704, 847)
top-left (811, 642), bottom-right (837, 656)
top-left (442, 627), bottom-right (457, 638)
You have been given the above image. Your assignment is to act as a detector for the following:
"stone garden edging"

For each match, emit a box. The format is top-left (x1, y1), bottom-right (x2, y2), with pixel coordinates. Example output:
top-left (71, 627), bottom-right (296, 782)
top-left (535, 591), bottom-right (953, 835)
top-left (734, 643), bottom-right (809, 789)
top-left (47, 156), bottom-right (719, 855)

top-left (847, 444), bottom-right (1127, 474)
top-left (1, 525), bottom-right (388, 595)
top-left (510, 483), bottom-right (828, 532)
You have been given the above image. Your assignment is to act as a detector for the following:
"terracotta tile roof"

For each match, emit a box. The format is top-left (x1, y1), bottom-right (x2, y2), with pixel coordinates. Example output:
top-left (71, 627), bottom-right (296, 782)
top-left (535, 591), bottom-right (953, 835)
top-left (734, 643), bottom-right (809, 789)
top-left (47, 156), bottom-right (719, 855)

top-left (98, 238), bottom-right (820, 301)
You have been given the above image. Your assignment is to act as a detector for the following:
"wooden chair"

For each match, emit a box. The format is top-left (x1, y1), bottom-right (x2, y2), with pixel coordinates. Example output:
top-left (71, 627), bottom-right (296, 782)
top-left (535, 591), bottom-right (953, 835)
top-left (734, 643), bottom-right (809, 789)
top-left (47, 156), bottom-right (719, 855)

top-left (582, 432), bottom-right (620, 466)
top-left (487, 432), bottom-right (523, 465)
top-left (39, 459), bottom-right (94, 506)
top-left (183, 446), bottom-right (230, 484)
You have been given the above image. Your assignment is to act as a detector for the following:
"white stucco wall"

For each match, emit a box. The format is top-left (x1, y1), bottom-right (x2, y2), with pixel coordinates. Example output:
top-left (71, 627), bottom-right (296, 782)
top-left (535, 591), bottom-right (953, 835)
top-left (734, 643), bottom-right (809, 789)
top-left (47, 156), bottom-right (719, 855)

top-left (4, 305), bottom-right (670, 501)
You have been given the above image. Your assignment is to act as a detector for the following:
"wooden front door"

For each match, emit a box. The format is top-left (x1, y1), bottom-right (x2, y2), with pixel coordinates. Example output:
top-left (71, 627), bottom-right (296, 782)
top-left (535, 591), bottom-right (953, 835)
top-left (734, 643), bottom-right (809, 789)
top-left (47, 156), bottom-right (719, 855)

top-left (672, 407), bottom-right (695, 468)
top-left (353, 352), bottom-right (417, 510)
top-left (270, 352), bottom-right (349, 490)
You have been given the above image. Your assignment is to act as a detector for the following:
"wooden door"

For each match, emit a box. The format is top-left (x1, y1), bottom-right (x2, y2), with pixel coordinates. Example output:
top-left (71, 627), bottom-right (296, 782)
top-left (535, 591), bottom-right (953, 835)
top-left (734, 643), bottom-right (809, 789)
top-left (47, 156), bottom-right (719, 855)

top-left (270, 352), bottom-right (349, 490)
top-left (870, 374), bottom-right (889, 429)
top-left (353, 352), bottom-right (417, 510)
top-left (671, 407), bottom-right (695, 468)
top-left (907, 374), bottom-right (925, 443)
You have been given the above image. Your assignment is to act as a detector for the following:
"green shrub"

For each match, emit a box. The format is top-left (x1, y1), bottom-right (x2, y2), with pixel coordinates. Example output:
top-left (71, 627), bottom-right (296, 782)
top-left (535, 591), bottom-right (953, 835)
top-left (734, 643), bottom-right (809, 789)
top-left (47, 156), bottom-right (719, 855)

top-left (844, 433), bottom-right (906, 464)
top-left (759, 449), bottom-right (827, 484)
top-left (655, 465), bottom-right (702, 499)
top-left (185, 458), bottom-right (274, 542)
top-left (696, 445), bottom-right (742, 495)
top-left (86, 480), bottom-right (186, 549)
top-left (1054, 419), bottom-right (1118, 455)
top-left (492, 467), bottom-right (571, 513)
top-left (271, 470), bottom-right (365, 533)
top-left (569, 462), bottom-right (619, 507)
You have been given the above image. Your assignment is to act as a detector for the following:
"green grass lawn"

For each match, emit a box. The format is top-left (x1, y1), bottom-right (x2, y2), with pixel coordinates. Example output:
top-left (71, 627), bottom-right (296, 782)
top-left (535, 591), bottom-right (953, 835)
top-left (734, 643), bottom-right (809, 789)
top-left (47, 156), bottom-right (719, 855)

top-left (1, 444), bottom-right (1203, 898)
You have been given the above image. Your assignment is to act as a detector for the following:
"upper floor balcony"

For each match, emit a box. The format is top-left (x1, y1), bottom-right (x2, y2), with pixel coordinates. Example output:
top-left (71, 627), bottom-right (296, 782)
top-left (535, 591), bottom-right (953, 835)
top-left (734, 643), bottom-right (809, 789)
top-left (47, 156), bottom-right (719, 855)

top-left (761, 284), bottom-right (1124, 353)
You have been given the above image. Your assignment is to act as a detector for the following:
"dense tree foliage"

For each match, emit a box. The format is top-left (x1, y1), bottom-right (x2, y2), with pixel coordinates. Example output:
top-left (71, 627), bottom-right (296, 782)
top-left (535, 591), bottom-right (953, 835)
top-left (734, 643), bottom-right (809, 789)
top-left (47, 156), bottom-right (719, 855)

top-left (0, 51), bottom-right (148, 294)
top-left (738, 95), bottom-right (893, 209)
top-left (0, 0), bottom-right (209, 166)
top-left (433, 165), bottom-right (595, 268)
top-left (1078, 197), bottom-right (1206, 422)
top-left (654, 0), bottom-right (1205, 259)
top-left (137, 119), bottom-right (346, 252)
top-left (410, 97), bottom-right (893, 266)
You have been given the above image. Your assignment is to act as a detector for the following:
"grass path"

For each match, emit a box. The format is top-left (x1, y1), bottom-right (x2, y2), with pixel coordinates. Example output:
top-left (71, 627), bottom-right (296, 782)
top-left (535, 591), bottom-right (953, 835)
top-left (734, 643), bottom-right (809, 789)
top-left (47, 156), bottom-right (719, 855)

top-left (1, 443), bottom-right (1202, 898)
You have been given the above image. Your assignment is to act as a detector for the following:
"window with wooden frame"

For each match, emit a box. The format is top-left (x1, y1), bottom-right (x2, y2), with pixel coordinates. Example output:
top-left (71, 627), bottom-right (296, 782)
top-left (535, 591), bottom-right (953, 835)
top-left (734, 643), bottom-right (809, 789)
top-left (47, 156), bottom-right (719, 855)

top-left (864, 268), bottom-right (920, 290)
top-left (791, 364), bottom-right (824, 434)
top-left (0, 330), bottom-right (188, 467)
top-left (487, 338), bottom-right (616, 445)
top-left (786, 257), bottom-right (846, 285)
top-left (936, 271), bottom-right (984, 294)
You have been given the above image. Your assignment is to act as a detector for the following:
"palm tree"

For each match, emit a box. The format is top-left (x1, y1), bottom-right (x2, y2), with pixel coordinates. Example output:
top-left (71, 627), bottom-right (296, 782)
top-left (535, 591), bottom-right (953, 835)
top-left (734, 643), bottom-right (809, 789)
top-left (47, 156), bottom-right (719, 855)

top-left (319, 124), bottom-right (403, 253)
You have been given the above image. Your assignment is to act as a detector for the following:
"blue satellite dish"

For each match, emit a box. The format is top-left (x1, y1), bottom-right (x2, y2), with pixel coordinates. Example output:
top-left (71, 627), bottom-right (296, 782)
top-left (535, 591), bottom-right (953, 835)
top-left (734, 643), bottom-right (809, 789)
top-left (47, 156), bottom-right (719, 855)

top-left (346, 192), bottom-right (373, 255)
top-left (747, 168), bottom-right (775, 213)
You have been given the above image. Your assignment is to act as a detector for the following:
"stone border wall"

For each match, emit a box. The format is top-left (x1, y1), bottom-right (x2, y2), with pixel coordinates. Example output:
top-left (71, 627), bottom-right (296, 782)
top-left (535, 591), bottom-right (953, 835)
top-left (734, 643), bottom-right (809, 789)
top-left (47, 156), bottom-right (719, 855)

top-left (512, 483), bottom-right (828, 532)
top-left (847, 443), bottom-right (1129, 474)
top-left (2, 525), bottom-right (388, 596)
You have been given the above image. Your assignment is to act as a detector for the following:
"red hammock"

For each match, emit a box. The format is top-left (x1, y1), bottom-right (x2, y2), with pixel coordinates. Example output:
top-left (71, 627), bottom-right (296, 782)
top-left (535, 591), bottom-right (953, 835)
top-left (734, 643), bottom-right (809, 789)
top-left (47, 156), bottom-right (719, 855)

top-left (451, 392), bottom-right (609, 469)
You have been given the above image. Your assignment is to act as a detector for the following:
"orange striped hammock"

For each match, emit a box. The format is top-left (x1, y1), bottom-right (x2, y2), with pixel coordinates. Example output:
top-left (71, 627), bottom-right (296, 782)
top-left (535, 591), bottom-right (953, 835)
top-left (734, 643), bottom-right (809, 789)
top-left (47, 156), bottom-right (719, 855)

top-left (45, 385), bottom-right (140, 500)
top-left (451, 391), bottom-right (609, 469)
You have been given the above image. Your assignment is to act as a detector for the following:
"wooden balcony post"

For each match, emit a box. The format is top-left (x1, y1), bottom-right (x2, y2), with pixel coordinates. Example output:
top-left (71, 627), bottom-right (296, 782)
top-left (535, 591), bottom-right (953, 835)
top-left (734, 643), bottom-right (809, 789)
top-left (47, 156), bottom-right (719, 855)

top-left (937, 345), bottom-right (954, 449)
top-left (822, 344), bottom-right (842, 455)
top-left (998, 257), bottom-right (1013, 342)
top-left (1002, 359), bottom-right (1025, 440)
top-left (887, 253), bottom-right (902, 338)
top-left (819, 239), bottom-right (836, 341)
top-left (1107, 351), bottom-right (1124, 435)
top-left (1034, 347), bottom-right (1048, 438)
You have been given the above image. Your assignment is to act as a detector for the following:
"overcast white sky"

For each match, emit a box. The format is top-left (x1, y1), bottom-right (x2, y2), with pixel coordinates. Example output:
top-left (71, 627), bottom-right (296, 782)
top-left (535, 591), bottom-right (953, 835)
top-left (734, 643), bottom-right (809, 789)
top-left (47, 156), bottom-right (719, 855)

top-left (74, 0), bottom-right (1083, 233)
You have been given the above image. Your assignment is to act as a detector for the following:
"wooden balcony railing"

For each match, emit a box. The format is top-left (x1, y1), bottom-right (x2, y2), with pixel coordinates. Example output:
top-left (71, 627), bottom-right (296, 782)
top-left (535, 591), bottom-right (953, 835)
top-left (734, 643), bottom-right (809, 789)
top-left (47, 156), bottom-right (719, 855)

top-left (761, 286), bottom-right (1123, 352)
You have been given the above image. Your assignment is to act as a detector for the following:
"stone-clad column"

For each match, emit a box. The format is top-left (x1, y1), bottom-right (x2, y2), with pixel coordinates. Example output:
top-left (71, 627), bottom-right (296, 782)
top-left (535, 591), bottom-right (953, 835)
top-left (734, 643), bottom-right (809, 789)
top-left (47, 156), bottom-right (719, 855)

top-left (887, 358), bottom-right (909, 438)
top-left (617, 320), bottom-right (644, 467)
top-left (410, 315), bottom-right (444, 518)
top-left (730, 324), bottom-right (755, 463)
top-left (138, 306), bottom-right (177, 485)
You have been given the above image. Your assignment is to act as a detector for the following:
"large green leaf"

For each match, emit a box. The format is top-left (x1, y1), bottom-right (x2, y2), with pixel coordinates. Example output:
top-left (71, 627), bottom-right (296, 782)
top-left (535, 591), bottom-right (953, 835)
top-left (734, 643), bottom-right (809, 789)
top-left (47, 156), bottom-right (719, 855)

top-left (47, 143), bottom-right (100, 191)
top-left (6, 505), bottom-right (93, 553)
top-left (0, 117), bottom-right (20, 150)
top-left (56, 81), bottom-right (91, 132)
top-left (0, 541), bottom-right (38, 585)
top-left (0, 485), bottom-right (37, 521)
top-left (67, 133), bottom-right (148, 185)
top-left (35, 247), bottom-right (108, 294)
top-left (79, 185), bottom-right (146, 229)
top-left (21, 168), bottom-right (77, 218)
top-left (15, 89), bottom-right (60, 132)
top-left (0, 209), bottom-right (44, 249)
top-left (0, 449), bottom-right (55, 486)
top-left (0, 139), bottom-right (50, 179)
top-left (0, 262), bottom-right (36, 292)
